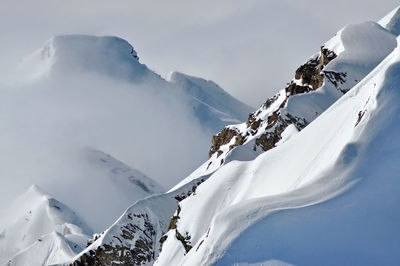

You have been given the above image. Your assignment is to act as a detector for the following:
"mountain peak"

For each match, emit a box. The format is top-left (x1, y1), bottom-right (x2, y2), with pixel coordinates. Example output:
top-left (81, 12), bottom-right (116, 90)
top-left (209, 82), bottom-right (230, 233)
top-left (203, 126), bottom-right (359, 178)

top-left (49, 35), bottom-right (139, 60)
top-left (21, 34), bottom-right (146, 82)
top-left (379, 5), bottom-right (400, 36)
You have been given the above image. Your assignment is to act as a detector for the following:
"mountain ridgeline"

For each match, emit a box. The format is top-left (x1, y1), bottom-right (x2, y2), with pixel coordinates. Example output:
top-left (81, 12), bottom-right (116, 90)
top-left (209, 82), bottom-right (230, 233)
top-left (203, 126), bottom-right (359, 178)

top-left (68, 6), bottom-right (400, 266)
top-left (2, 5), bottom-right (400, 266)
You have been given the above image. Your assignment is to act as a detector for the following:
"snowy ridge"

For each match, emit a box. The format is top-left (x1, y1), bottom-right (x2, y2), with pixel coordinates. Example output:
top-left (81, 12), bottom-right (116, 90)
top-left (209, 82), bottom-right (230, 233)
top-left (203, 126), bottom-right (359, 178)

top-left (3, 5), bottom-right (400, 266)
top-left (68, 7), bottom-right (400, 265)
top-left (155, 29), bottom-right (400, 266)
top-left (379, 5), bottom-right (400, 36)
top-left (19, 35), bottom-right (148, 83)
top-left (86, 148), bottom-right (164, 196)
top-left (169, 71), bottom-right (253, 123)
top-left (70, 176), bottom-right (207, 265)
top-left (171, 18), bottom-right (397, 191)
top-left (0, 186), bottom-right (93, 265)
top-left (18, 35), bottom-right (250, 134)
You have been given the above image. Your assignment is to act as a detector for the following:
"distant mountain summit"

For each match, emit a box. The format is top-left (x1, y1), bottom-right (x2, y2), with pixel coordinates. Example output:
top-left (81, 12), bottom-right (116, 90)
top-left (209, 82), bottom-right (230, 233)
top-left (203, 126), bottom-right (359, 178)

top-left (0, 33), bottom-right (252, 264)
top-left (20, 34), bottom-right (251, 132)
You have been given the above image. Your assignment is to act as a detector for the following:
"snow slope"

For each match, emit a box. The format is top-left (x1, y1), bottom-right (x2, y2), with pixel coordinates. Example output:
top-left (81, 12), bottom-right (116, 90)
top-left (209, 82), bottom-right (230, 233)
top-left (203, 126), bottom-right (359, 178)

top-left (67, 7), bottom-right (400, 265)
top-left (379, 5), bottom-right (400, 36)
top-left (171, 18), bottom-right (398, 192)
top-left (0, 186), bottom-right (93, 265)
top-left (155, 25), bottom-right (400, 266)
top-left (169, 71), bottom-right (253, 124)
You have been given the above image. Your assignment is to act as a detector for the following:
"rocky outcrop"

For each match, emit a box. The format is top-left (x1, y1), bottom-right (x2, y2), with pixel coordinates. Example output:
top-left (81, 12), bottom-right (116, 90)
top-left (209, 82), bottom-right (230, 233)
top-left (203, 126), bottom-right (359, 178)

top-left (71, 178), bottom-right (205, 266)
top-left (208, 46), bottom-right (346, 159)
top-left (209, 128), bottom-right (245, 158)
top-left (72, 213), bottom-right (156, 266)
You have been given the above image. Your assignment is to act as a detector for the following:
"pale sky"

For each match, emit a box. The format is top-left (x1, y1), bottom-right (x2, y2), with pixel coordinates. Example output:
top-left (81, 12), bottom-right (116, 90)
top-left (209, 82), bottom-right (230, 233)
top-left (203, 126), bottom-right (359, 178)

top-left (0, 0), bottom-right (399, 106)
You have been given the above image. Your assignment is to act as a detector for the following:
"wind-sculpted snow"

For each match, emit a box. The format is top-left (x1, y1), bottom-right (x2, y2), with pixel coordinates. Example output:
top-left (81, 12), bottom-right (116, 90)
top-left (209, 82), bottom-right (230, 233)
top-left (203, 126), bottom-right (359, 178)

top-left (171, 19), bottom-right (398, 192)
top-left (379, 5), bottom-right (400, 36)
top-left (4, 6), bottom-right (400, 266)
top-left (155, 29), bottom-right (400, 265)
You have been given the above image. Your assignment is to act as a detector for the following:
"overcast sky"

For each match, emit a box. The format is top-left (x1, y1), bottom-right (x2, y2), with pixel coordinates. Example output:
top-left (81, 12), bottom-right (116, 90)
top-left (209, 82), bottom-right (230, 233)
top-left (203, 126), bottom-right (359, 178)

top-left (0, 0), bottom-right (399, 107)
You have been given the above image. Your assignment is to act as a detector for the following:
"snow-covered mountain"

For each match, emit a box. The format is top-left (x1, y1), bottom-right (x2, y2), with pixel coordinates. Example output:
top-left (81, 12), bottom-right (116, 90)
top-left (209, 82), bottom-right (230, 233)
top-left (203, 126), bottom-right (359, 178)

top-left (170, 14), bottom-right (398, 192)
top-left (0, 186), bottom-right (92, 266)
top-left (18, 34), bottom-right (251, 132)
top-left (154, 9), bottom-right (400, 265)
top-left (68, 5), bottom-right (400, 266)
top-left (0, 34), bottom-right (250, 235)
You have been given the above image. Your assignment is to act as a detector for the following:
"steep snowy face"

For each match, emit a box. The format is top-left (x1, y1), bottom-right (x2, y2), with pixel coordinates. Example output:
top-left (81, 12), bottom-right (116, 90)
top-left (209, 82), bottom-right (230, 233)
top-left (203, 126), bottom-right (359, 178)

top-left (155, 32), bottom-right (400, 266)
top-left (0, 186), bottom-right (93, 265)
top-left (170, 19), bottom-right (397, 190)
top-left (169, 72), bottom-right (253, 124)
top-left (379, 5), bottom-right (400, 36)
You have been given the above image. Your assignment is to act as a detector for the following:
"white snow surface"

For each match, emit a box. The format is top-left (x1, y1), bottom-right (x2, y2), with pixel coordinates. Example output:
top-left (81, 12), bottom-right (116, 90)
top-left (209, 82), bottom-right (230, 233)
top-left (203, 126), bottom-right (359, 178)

top-left (155, 35), bottom-right (400, 265)
top-left (0, 185), bottom-right (92, 265)
top-left (169, 71), bottom-right (253, 123)
top-left (170, 19), bottom-right (398, 192)
top-left (379, 5), bottom-right (400, 36)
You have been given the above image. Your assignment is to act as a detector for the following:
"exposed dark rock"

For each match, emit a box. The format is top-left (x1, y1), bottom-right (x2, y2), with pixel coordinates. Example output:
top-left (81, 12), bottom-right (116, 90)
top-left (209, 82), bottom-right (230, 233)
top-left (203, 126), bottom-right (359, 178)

top-left (324, 70), bottom-right (347, 89)
top-left (159, 235), bottom-right (168, 244)
top-left (355, 110), bottom-right (366, 127)
top-left (175, 230), bottom-right (192, 253)
top-left (72, 213), bottom-right (156, 266)
top-left (168, 205), bottom-right (181, 230)
top-left (208, 46), bottom-right (344, 159)
top-left (174, 179), bottom-right (204, 202)
top-left (209, 128), bottom-right (245, 158)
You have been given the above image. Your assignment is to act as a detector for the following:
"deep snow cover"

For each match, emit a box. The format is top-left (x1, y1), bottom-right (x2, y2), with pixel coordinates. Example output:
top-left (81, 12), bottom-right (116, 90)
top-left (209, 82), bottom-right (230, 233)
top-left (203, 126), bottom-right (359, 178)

top-left (170, 18), bottom-right (397, 192)
top-left (2, 5), bottom-right (400, 266)
top-left (155, 10), bottom-right (400, 266)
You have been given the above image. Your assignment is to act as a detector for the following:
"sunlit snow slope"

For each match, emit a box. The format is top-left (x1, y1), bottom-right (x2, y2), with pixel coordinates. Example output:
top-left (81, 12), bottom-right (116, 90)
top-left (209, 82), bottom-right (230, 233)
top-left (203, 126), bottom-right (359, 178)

top-left (156, 20), bottom-right (400, 266)
top-left (171, 18), bottom-right (397, 192)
